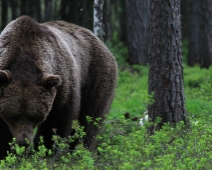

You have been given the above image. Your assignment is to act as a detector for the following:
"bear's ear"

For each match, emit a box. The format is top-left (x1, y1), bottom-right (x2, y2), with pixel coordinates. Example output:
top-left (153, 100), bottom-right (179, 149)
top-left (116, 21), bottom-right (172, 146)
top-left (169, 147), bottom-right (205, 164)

top-left (0, 70), bottom-right (11, 85)
top-left (42, 74), bottom-right (62, 88)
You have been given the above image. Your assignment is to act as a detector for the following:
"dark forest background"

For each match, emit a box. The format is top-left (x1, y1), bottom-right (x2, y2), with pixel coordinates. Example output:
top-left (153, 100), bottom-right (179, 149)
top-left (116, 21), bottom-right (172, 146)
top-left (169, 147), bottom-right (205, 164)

top-left (0, 0), bottom-right (211, 67)
top-left (0, 0), bottom-right (127, 60)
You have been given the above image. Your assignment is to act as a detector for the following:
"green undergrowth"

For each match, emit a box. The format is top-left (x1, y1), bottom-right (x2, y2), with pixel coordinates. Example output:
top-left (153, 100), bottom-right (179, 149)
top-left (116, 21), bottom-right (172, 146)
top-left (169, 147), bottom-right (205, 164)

top-left (2, 43), bottom-right (212, 169)
top-left (2, 116), bottom-right (212, 169)
top-left (184, 65), bottom-right (212, 118)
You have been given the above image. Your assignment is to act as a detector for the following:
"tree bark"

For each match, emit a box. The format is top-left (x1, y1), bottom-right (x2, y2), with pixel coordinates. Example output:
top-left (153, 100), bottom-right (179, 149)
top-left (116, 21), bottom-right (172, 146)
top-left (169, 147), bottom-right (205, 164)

top-left (93, 0), bottom-right (104, 41)
top-left (148, 0), bottom-right (187, 131)
top-left (125, 0), bottom-right (150, 65)
top-left (199, 0), bottom-right (212, 68)
top-left (187, 0), bottom-right (200, 66)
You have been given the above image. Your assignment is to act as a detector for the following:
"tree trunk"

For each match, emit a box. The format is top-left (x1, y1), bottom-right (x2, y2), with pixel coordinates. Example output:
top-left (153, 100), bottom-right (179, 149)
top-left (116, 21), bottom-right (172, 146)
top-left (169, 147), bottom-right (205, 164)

top-left (181, 0), bottom-right (189, 40)
top-left (28, 0), bottom-right (42, 22)
top-left (119, 0), bottom-right (127, 44)
top-left (20, 0), bottom-right (42, 21)
top-left (199, 0), bottom-right (212, 68)
top-left (148, 0), bottom-right (187, 132)
top-left (60, 0), bottom-right (69, 21)
top-left (8, 0), bottom-right (18, 20)
top-left (1, 0), bottom-right (8, 31)
top-left (45, 0), bottom-right (53, 21)
top-left (78, 0), bottom-right (86, 26)
top-left (60, 0), bottom-right (86, 27)
top-left (85, 0), bottom-right (94, 30)
top-left (187, 0), bottom-right (200, 66)
top-left (35, 0), bottom-right (42, 22)
top-left (93, 0), bottom-right (104, 41)
top-left (20, 0), bottom-right (29, 15)
top-left (103, 0), bottom-right (112, 43)
top-left (125, 0), bottom-right (150, 65)
top-left (111, 0), bottom-right (126, 44)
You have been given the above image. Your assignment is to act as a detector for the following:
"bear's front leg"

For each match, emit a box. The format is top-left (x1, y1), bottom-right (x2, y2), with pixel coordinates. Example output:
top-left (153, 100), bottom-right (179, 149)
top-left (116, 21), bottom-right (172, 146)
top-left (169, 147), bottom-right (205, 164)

top-left (33, 118), bottom-right (56, 150)
top-left (33, 108), bottom-right (76, 151)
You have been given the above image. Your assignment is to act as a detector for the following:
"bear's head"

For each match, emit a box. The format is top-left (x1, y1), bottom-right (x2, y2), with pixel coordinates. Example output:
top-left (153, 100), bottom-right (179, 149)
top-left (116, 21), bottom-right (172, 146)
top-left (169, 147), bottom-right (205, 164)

top-left (0, 16), bottom-right (63, 147)
top-left (0, 70), bottom-right (61, 146)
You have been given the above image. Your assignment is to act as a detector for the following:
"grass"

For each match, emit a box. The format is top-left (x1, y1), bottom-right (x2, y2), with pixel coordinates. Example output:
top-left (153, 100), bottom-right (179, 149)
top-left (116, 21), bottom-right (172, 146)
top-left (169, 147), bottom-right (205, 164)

top-left (2, 43), bottom-right (212, 169)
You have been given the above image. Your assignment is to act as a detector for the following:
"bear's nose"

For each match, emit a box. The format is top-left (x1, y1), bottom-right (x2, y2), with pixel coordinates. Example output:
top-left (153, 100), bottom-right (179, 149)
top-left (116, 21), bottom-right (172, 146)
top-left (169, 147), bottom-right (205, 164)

top-left (17, 139), bottom-right (29, 147)
top-left (16, 132), bottom-right (31, 147)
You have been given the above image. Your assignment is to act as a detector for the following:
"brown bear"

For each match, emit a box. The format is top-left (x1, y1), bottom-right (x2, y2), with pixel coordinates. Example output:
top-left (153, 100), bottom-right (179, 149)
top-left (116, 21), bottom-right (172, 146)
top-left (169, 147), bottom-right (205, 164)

top-left (0, 16), bottom-right (117, 158)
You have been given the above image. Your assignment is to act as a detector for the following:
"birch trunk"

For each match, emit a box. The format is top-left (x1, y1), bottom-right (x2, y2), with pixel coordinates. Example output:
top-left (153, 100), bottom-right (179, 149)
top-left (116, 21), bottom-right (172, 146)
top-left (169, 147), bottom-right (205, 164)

top-left (93, 0), bottom-right (104, 41)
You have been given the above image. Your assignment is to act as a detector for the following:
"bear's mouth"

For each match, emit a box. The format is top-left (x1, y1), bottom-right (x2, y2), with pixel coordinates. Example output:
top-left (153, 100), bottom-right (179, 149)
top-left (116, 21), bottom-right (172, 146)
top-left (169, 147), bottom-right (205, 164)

top-left (15, 131), bottom-right (33, 147)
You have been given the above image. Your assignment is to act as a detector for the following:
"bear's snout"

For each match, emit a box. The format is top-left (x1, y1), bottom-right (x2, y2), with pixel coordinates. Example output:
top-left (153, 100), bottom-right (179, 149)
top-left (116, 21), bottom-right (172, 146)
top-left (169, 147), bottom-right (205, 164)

top-left (17, 138), bottom-right (29, 147)
top-left (16, 132), bottom-right (33, 147)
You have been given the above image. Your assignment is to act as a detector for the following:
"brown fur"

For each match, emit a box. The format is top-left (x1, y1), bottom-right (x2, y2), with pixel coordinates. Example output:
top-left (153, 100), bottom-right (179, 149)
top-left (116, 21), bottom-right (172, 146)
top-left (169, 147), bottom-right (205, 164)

top-left (0, 16), bottom-right (117, 158)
